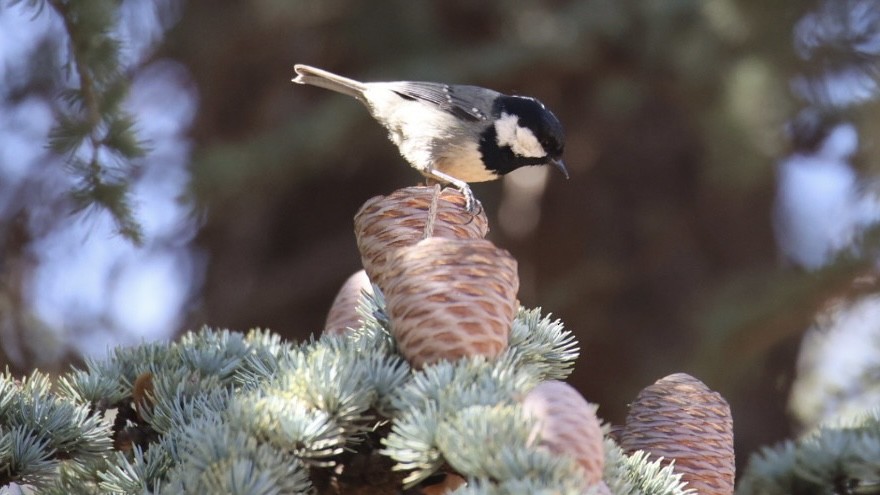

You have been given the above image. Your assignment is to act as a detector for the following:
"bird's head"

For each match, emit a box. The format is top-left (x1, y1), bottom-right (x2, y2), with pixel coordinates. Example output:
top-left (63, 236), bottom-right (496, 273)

top-left (480, 95), bottom-right (567, 178)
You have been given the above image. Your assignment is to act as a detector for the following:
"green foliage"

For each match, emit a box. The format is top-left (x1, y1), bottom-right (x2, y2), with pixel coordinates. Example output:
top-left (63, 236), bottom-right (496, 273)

top-left (98, 448), bottom-right (164, 494)
top-left (506, 307), bottom-right (580, 381)
top-left (158, 418), bottom-right (312, 495)
top-left (349, 283), bottom-right (396, 354)
top-left (438, 404), bottom-right (585, 486)
top-left (603, 440), bottom-right (692, 495)
top-left (231, 392), bottom-right (344, 464)
top-left (380, 354), bottom-right (543, 487)
top-left (737, 408), bottom-right (880, 494)
top-left (0, 369), bottom-right (113, 488)
top-left (0, 293), bottom-right (689, 494)
top-left (13, 0), bottom-right (148, 242)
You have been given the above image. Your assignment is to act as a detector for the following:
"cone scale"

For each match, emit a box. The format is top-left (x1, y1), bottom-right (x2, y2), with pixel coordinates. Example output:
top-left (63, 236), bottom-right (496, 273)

top-left (381, 237), bottom-right (518, 369)
top-left (353, 186), bottom-right (488, 292)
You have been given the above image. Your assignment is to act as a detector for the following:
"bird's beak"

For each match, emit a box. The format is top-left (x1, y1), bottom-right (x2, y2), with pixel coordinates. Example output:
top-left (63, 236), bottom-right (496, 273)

top-left (549, 158), bottom-right (569, 179)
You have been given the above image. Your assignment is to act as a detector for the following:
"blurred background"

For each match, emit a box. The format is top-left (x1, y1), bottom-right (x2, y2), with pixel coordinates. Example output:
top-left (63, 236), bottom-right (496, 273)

top-left (2, 0), bottom-right (880, 475)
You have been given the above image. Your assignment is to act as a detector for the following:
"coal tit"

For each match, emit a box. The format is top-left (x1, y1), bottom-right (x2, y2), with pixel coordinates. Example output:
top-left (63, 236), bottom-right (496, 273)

top-left (292, 64), bottom-right (568, 210)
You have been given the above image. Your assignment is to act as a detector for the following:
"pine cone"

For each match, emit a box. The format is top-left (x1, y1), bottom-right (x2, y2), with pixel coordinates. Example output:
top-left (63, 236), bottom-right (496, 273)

top-left (382, 237), bottom-right (517, 369)
top-left (620, 373), bottom-right (735, 495)
top-left (324, 269), bottom-right (373, 336)
top-left (353, 186), bottom-right (488, 291)
top-left (521, 380), bottom-right (605, 486)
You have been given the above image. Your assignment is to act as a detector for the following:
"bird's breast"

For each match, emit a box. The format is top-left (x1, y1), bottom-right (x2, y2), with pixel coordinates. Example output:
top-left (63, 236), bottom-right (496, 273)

top-left (432, 142), bottom-right (499, 183)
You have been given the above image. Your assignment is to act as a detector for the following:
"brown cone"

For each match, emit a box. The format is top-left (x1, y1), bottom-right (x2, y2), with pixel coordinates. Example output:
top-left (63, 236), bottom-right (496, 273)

top-left (323, 269), bottom-right (373, 336)
top-left (382, 237), bottom-right (517, 369)
top-left (353, 186), bottom-right (488, 291)
top-left (620, 373), bottom-right (735, 495)
top-left (521, 380), bottom-right (605, 486)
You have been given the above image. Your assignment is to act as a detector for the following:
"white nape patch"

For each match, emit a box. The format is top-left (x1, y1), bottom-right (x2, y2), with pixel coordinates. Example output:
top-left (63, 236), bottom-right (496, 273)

top-left (494, 112), bottom-right (546, 158)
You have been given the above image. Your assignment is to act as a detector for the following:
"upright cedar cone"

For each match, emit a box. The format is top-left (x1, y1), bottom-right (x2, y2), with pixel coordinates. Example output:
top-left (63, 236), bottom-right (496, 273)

top-left (353, 186), bottom-right (488, 291)
top-left (620, 373), bottom-right (735, 495)
top-left (521, 380), bottom-right (606, 488)
top-left (323, 269), bottom-right (373, 336)
top-left (382, 237), bottom-right (518, 369)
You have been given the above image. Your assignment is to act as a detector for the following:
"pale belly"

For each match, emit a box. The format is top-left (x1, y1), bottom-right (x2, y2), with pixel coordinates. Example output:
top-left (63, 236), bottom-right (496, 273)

top-left (431, 147), bottom-right (499, 183)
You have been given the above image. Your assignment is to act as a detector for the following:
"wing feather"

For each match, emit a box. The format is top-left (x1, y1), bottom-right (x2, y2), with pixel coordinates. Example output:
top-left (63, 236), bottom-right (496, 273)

top-left (386, 82), bottom-right (490, 122)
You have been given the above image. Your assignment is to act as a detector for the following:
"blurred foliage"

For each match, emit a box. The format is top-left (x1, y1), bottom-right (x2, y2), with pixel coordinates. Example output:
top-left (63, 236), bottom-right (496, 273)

top-left (737, 409), bottom-right (880, 494)
top-left (14, 0), bottom-right (147, 242)
top-left (4, 0), bottom-right (880, 478)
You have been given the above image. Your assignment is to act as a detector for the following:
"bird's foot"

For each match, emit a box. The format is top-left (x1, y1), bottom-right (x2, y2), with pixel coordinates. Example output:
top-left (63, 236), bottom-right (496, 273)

top-left (459, 184), bottom-right (481, 215)
top-left (424, 169), bottom-right (481, 215)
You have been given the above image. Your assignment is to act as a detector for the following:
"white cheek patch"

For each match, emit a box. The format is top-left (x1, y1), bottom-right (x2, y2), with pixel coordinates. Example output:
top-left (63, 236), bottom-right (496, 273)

top-left (494, 112), bottom-right (546, 158)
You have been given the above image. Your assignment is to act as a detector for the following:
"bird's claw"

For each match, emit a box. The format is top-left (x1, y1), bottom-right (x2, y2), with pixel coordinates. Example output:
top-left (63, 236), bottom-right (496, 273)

top-left (460, 185), bottom-right (476, 213)
top-left (424, 168), bottom-right (481, 215)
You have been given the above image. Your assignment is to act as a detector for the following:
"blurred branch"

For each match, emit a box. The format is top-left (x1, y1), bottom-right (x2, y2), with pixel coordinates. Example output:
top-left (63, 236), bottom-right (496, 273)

top-left (692, 255), bottom-right (872, 384)
top-left (14, 0), bottom-right (147, 243)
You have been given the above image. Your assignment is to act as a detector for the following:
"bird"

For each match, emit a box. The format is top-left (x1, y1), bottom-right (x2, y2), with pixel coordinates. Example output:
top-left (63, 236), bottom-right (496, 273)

top-left (292, 64), bottom-right (567, 211)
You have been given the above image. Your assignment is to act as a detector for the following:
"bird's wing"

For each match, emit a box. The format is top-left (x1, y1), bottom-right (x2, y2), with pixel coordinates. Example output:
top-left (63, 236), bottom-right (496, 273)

top-left (386, 82), bottom-right (490, 122)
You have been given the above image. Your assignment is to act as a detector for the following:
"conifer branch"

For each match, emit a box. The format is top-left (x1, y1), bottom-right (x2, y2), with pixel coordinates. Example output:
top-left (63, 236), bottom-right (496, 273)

top-left (35, 0), bottom-right (147, 243)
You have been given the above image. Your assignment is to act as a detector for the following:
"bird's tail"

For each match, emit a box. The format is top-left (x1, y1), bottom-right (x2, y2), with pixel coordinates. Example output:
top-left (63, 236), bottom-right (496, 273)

top-left (292, 64), bottom-right (367, 99)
